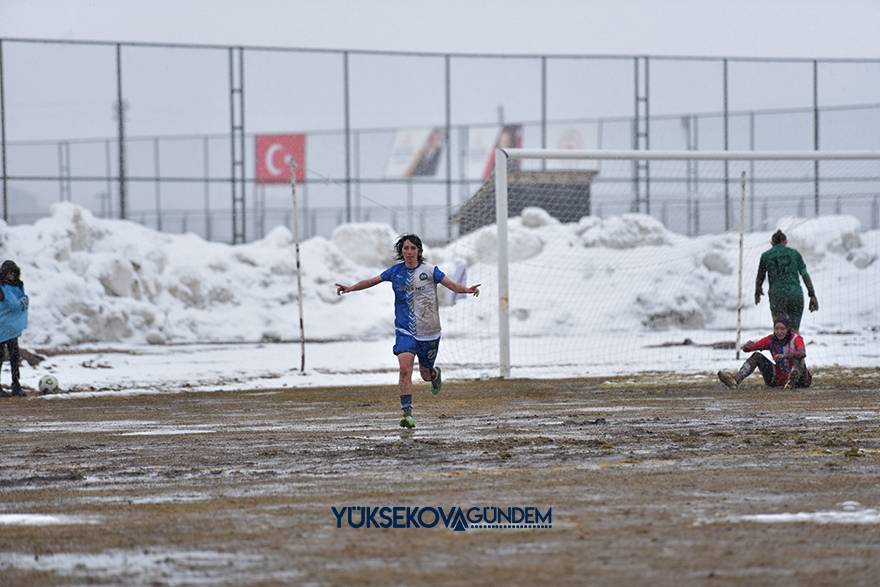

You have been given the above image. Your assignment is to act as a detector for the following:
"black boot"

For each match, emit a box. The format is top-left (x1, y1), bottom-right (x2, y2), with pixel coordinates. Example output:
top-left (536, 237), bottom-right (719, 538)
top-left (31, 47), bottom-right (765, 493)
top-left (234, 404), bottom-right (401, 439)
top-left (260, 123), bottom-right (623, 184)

top-left (9, 341), bottom-right (22, 396)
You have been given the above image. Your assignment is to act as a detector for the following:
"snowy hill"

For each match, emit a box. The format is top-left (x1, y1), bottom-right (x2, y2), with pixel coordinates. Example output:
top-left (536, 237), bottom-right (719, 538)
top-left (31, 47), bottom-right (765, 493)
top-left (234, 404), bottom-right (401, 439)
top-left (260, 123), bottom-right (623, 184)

top-left (1, 203), bottom-right (877, 356)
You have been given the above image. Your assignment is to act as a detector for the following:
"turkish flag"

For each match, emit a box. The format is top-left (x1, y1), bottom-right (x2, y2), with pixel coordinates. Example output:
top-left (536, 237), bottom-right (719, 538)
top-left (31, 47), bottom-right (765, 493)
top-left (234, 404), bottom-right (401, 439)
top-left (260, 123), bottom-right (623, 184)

top-left (255, 134), bottom-right (306, 184)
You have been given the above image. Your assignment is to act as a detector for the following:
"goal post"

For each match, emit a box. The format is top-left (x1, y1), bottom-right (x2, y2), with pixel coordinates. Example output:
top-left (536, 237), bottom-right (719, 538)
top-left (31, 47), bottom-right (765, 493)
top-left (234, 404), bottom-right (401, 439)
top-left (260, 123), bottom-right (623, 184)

top-left (481, 148), bottom-right (880, 379)
top-left (494, 150), bottom-right (512, 378)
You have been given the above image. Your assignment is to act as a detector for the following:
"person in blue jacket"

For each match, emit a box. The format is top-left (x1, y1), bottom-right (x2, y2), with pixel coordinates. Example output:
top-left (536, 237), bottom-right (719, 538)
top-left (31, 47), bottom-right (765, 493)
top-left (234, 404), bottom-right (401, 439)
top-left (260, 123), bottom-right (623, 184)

top-left (0, 260), bottom-right (29, 398)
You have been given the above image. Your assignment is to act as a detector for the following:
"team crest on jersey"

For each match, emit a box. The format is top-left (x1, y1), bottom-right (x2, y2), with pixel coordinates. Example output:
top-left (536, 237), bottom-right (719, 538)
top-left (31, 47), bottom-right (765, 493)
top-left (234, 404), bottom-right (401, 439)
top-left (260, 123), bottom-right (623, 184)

top-left (419, 272), bottom-right (428, 280)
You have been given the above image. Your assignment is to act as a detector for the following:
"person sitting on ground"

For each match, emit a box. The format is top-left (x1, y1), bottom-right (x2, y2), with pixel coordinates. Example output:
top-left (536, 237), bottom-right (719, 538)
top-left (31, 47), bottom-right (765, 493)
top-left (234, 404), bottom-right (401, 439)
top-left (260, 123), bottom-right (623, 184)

top-left (718, 318), bottom-right (811, 390)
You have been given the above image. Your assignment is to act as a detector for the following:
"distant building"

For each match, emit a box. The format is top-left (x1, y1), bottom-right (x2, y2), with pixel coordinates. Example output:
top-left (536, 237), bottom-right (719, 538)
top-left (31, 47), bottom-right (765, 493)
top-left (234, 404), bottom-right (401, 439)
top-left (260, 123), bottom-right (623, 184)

top-left (453, 170), bottom-right (597, 235)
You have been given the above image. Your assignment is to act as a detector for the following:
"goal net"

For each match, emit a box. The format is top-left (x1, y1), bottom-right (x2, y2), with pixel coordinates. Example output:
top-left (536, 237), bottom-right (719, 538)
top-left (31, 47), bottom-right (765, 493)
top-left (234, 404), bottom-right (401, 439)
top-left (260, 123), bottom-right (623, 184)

top-left (436, 149), bottom-right (880, 379)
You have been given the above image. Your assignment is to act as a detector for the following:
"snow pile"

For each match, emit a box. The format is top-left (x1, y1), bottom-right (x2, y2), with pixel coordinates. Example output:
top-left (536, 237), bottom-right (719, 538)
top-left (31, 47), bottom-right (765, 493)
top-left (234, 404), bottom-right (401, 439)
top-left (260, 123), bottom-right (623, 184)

top-left (435, 213), bottom-right (878, 338)
top-left (436, 222), bottom-right (544, 265)
top-left (780, 215), bottom-right (877, 269)
top-left (331, 223), bottom-right (398, 268)
top-left (1, 203), bottom-right (878, 350)
top-left (575, 214), bottom-right (678, 249)
top-left (0, 204), bottom-right (389, 346)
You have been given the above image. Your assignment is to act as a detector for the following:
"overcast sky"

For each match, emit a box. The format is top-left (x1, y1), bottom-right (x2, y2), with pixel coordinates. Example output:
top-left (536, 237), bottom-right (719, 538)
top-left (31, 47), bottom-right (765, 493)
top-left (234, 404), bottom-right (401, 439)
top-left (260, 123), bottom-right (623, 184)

top-left (2, 0), bottom-right (879, 58)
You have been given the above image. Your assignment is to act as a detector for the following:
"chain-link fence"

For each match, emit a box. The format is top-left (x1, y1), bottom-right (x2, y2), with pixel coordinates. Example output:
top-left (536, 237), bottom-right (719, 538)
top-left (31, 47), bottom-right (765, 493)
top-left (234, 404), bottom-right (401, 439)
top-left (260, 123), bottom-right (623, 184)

top-left (2, 39), bottom-right (879, 243)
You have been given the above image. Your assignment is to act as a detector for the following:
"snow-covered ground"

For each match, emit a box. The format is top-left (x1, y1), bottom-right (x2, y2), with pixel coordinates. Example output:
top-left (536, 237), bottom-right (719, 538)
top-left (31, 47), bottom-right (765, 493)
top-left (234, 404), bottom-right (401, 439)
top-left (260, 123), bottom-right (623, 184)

top-left (1, 203), bottom-right (877, 394)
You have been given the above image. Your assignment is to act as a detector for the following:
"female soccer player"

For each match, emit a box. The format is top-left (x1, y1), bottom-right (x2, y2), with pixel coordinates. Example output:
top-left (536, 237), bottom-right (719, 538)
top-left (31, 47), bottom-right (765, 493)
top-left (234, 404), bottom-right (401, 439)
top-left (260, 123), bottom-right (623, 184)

top-left (754, 229), bottom-right (818, 332)
top-left (718, 318), bottom-right (811, 389)
top-left (335, 234), bottom-right (480, 429)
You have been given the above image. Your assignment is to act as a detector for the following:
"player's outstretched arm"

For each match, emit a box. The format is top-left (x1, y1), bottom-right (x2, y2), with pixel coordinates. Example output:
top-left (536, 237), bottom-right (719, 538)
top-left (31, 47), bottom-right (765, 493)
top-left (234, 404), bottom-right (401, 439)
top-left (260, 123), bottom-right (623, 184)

top-left (336, 276), bottom-right (382, 295)
top-left (440, 276), bottom-right (480, 297)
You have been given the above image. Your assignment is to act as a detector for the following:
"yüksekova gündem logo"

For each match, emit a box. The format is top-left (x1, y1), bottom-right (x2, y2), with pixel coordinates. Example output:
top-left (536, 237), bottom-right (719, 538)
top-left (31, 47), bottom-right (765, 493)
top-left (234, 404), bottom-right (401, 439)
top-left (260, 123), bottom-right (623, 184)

top-left (332, 505), bottom-right (552, 532)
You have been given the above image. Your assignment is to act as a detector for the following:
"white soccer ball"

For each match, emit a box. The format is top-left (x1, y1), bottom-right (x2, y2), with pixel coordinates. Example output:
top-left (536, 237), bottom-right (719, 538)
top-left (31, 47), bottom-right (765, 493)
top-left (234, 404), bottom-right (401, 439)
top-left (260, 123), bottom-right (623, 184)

top-left (38, 374), bottom-right (59, 394)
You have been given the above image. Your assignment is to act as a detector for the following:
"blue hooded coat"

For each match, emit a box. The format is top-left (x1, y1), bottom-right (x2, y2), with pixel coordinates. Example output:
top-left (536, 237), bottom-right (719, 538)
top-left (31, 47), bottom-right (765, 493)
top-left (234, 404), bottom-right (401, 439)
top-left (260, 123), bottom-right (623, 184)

top-left (0, 261), bottom-right (28, 343)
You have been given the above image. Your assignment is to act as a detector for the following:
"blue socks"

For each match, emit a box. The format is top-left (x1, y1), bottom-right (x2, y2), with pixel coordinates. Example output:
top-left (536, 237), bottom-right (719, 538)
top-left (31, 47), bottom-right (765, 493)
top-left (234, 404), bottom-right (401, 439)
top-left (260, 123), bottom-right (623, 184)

top-left (400, 394), bottom-right (412, 416)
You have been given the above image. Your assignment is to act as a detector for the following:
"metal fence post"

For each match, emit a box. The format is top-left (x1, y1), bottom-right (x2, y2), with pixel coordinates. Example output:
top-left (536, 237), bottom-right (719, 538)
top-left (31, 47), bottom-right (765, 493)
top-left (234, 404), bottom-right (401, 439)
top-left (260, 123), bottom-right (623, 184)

top-left (872, 196), bottom-right (879, 230)
top-left (154, 137), bottom-right (162, 231)
top-left (632, 56), bottom-right (650, 213)
top-left (353, 129), bottom-right (361, 221)
top-left (749, 111), bottom-right (755, 231)
top-left (540, 55), bottom-right (547, 172)
top-left (343, 51), bottom-right (351, 223)
top-left (0, 40), bottom-right (7, 222)
top-left (229, 47), bottom-right (246, 243)
top-left (645, 56), bottom-right (651, 214)
top-left (104, 139), bottom-right (113, 217)
top-left (723, 58), bottom-right (730, 231)
top-left (686, 197), bottom-right (693, 236)
top-left (813, 59), bottom-right (820, 216)
top-left (445, 54), bottom-right (453, 242)
top-left (203, 136), bottom-right (211, 240)
top-left (115, 43), bottom-right (127, 219)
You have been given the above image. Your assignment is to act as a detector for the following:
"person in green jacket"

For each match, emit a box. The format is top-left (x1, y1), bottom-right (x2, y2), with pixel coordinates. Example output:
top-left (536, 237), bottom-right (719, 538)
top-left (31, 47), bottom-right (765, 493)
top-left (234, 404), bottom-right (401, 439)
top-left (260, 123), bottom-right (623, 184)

top-left (755, 229), bottom-right (818, 332)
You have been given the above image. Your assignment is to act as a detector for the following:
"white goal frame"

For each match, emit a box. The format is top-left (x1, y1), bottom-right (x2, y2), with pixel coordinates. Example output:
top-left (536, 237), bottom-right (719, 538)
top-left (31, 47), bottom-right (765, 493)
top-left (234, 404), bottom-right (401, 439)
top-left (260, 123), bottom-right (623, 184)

top-left (493, 148), bottom-right (880, 378)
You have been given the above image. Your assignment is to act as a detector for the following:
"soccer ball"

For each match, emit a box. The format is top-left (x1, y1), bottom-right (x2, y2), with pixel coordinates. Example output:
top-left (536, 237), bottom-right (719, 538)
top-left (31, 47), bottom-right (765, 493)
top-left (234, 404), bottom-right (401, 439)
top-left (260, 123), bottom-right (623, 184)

top-left (38, 375), bottom-right (59, 394)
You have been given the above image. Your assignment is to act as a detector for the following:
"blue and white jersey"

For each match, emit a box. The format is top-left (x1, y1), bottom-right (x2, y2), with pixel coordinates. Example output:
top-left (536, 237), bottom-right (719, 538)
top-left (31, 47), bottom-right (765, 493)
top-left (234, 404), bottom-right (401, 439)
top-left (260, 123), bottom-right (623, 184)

top-left (380, 262), bottom-right (446, 340)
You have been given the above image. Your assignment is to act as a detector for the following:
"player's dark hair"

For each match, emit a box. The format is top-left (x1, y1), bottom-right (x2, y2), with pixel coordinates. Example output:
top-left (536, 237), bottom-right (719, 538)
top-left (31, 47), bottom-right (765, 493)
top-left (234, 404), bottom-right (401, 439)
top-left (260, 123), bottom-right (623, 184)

top-left (771, 229), bottom-right (787, 245)
top-left (773, 317), bottom-right (793, 343)
top-left (0, 260), bottom-right (22, 286)
top-left (394, 234), bottom-right (424, 265)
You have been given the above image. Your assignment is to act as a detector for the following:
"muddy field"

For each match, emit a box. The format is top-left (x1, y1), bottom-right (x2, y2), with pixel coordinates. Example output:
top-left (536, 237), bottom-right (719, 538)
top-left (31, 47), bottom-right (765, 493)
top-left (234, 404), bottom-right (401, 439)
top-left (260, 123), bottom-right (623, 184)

top-left (1, 368), bottom-right (880, 586)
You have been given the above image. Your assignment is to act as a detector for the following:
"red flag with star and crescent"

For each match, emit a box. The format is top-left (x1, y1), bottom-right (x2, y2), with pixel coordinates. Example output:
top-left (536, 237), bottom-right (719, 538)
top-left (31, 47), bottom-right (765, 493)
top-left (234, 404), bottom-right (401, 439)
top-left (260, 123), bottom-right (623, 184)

top-left (255, 134), bottom-right (306, 184)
